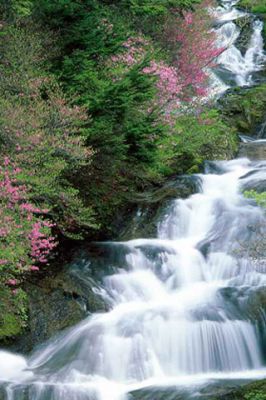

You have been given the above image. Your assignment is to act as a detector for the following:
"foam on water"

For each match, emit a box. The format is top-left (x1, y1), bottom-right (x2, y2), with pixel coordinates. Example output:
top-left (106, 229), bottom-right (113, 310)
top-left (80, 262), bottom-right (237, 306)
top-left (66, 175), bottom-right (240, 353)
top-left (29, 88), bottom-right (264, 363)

top-left (1, 157), bottom-right (265, 400)
top-left (210, 0), bottom-right (265, 95)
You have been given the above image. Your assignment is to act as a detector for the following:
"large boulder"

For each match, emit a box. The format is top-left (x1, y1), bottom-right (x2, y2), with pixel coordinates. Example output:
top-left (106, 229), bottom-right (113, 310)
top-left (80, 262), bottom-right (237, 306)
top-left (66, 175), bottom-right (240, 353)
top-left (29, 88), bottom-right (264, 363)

top-left (219, 84), bottom-right (266, 138)
top-left (2, 256), bottom-right (106, 354)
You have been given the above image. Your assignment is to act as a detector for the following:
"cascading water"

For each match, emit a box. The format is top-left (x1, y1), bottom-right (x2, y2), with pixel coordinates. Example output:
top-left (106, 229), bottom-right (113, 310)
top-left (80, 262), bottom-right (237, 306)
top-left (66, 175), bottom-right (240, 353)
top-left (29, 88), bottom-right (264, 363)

top-left (1, 1), bottom-right (266, 399)
top-left (209, 0), bottom-right (266, 95)
top-left (1, 159), bottom-right (266, 400)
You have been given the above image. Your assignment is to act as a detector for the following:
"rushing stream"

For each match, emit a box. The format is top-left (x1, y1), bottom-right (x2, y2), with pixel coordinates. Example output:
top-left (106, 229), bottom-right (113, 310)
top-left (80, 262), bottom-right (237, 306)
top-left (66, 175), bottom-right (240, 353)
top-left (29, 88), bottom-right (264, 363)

top-left (210, 0), bottom-right (265, 94)
top-left (1, 0), bottom-right (266, 399)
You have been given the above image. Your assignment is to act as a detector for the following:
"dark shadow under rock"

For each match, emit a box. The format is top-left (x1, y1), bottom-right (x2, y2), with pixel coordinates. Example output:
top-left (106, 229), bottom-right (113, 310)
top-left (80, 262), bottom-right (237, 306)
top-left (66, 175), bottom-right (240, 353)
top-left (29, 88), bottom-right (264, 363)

top-left (5, 259), bottom-right (106, 354)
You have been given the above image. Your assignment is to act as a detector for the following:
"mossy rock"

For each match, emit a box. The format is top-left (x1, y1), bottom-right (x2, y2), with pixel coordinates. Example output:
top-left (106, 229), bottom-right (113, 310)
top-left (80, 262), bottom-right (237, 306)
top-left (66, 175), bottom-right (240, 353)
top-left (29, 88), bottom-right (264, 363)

top-left (214, 379), bottom-right (266, 399)
top-left (219, 84), bottom-right (266, 137)
top-left (1, 262), bottom-right (106, 353)
top-left (237, 0), bottom-right (266, 42)
top-left (234, 15), bottom-right (254, 55)
top-left (0, 286), bottom-right (28, 343)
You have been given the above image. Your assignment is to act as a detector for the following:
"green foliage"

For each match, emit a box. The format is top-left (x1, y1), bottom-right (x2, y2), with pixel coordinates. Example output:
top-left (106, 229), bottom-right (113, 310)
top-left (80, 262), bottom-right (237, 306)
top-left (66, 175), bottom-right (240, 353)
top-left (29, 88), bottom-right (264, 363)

top-left (244, 391), bottom-right (266, 400)
top-left (238, 0), bottom-right (266, 13)
top-left (244, 190), bottom-right (266, 208)
top-left (22, 0), bottom-right (236, 235)
top-left (0, 23), bottom-right (97, 238)
top-left (0, 285), bottom-right (28, 340)
top-left (115, 0), bottom-right (178, 16)
top-left (0, 0), bottom-right (241, 337)
top-left (220, 84), bottom-right (266, 136)
top-left (238, 0), bottom-right (266, 39)
top-left (155, 109), bottom-right (238, 175)
top-left (33, 0), bottom-right (129, 60)
top-left (0, 0), bottom-right (33, 20)
top-left (0, 0), bottom-right (239, 240)
top-left (103, 0), bottom-right (201, 15)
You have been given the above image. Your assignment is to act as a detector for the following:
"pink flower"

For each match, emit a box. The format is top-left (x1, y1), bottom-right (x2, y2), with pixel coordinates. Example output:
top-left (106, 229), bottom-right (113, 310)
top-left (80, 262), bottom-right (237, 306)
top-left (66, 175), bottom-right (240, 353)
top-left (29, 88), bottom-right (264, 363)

top-left (4, 157), bottom-right (10, 167)
top-left (184, 12), bottom-right (193, 24)
top-left (7, 279), bottom-right (17, 286)
top-left (30, 265), bottom-right (39, 271)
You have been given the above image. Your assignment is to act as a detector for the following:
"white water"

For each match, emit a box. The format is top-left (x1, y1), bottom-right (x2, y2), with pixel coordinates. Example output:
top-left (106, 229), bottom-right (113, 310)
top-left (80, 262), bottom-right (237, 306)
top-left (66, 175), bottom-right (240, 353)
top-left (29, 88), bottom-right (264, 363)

top-left (1, 160), bottom-right (266, 400)
top-left (1, 1), bottom-right (266, 400)
top-left (210, 0), bottom-right (265, 95)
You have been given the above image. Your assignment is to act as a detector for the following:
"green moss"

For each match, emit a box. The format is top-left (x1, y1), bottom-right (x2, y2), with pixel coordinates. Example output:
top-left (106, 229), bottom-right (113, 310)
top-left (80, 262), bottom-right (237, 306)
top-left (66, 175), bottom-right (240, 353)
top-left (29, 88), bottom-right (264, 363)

top-left (218, 380), bottom-right (266, 399)
top-left (220, 84), bottom-right (266, 136)
top-left (238, 0), bottom-right (266, 13)
top-left (0, 313), bottom-right (21, 338)
top-left (244, 190), bottom-right (266, 207)
top-left (0, 286), bottom-right (28, 341)
top-left (205, 380), bottom-right (266, 399)
top-left (238, 0), bottom-right (266, 40)
top-left (244, 391), bottom-right (266, 400)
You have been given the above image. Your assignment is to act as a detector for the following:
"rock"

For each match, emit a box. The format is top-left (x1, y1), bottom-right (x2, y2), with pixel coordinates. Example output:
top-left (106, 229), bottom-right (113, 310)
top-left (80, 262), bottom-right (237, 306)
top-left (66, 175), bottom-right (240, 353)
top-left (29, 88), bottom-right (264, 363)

top-left (238, 141), bottom-right (266, 160)
top-left (234, 15), bottom-right (254, 55)
top-left (114, 176), bottom-right (200, 240)
top-left (244, 286), bottom-right (266, 320)
top-left (237, 0), bottom-right (266, 46)
top-left (129, 379), bottom-right (266, 400)
top-left (3, 256), bottom-right (106, 354)
top-left (214, 378), bottom-right (266, 399)
top-left (219, 84), bottom-right (266, 138)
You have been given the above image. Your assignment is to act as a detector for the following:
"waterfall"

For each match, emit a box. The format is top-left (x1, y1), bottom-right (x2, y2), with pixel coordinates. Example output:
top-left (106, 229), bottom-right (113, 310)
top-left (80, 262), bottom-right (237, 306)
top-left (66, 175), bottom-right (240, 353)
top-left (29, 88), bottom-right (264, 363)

top-left (210, 0), bottom-right (266, 95)
top-left (1, 162), bottom-right (266, 400)
top-left (0, 1), bottom-right (266, 399)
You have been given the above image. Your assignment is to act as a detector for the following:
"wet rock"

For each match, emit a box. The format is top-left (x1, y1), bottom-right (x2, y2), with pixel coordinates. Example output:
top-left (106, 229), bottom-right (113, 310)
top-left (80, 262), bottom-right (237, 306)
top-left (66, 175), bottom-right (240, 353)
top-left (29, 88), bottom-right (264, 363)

top-left (237, 0), bottom-right (266, 46)
top-left (114, 176), bottom-right (200, 240)
top-left (6, 259), bottom-right (106, 354)
top-left (238, 141), bottom-right (266, 160)
top-left (234, 15), bottom-right (254, 55)
top-left (129, 379), bottom-right (263, 400)
top-left (214, 378), bottom-right (266, 399)
top-left (244, 286), bottom-right (266, 320)
top-left (197, 380), bottom-right (246, 398)
top-left (131, 388), bottom-right (189, 400)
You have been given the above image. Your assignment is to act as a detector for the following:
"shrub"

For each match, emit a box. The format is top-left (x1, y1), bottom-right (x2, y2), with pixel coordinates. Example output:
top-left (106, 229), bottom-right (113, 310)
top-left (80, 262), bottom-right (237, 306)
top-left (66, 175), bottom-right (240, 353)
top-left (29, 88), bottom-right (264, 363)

top-left (0, 24), bottom-right (96, 238)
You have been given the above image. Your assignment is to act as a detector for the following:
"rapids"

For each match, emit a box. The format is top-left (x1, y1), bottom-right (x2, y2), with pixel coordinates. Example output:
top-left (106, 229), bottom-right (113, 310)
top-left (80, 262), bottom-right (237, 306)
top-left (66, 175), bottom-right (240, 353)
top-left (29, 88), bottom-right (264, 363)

top-left (210, 0), bottom-right (265, 94)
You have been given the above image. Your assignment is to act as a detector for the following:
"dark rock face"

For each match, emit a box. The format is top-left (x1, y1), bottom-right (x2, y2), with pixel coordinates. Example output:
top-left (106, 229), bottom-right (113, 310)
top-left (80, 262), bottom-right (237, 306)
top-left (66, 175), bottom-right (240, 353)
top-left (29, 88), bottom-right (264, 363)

top-left (114, 176), bottom-right (201, 240)
top-left (6, 259), bottom-right (106, 354)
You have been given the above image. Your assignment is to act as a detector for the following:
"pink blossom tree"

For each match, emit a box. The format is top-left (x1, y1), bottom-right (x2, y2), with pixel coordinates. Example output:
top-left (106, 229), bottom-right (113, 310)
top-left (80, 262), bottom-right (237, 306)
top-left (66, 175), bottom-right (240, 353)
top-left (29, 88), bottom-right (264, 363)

top-left (108, 0), bottom-right (224, 121)
top-left (0, 157), bottom-right (57, 285)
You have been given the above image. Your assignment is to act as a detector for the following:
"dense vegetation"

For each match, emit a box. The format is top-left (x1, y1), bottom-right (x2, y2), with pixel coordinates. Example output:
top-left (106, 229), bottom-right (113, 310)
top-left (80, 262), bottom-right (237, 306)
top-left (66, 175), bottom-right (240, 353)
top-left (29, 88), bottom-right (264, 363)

top-left (238, 0), bottom-right (266, 40)
top-left (0, 0), bottom-right (239, 339)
